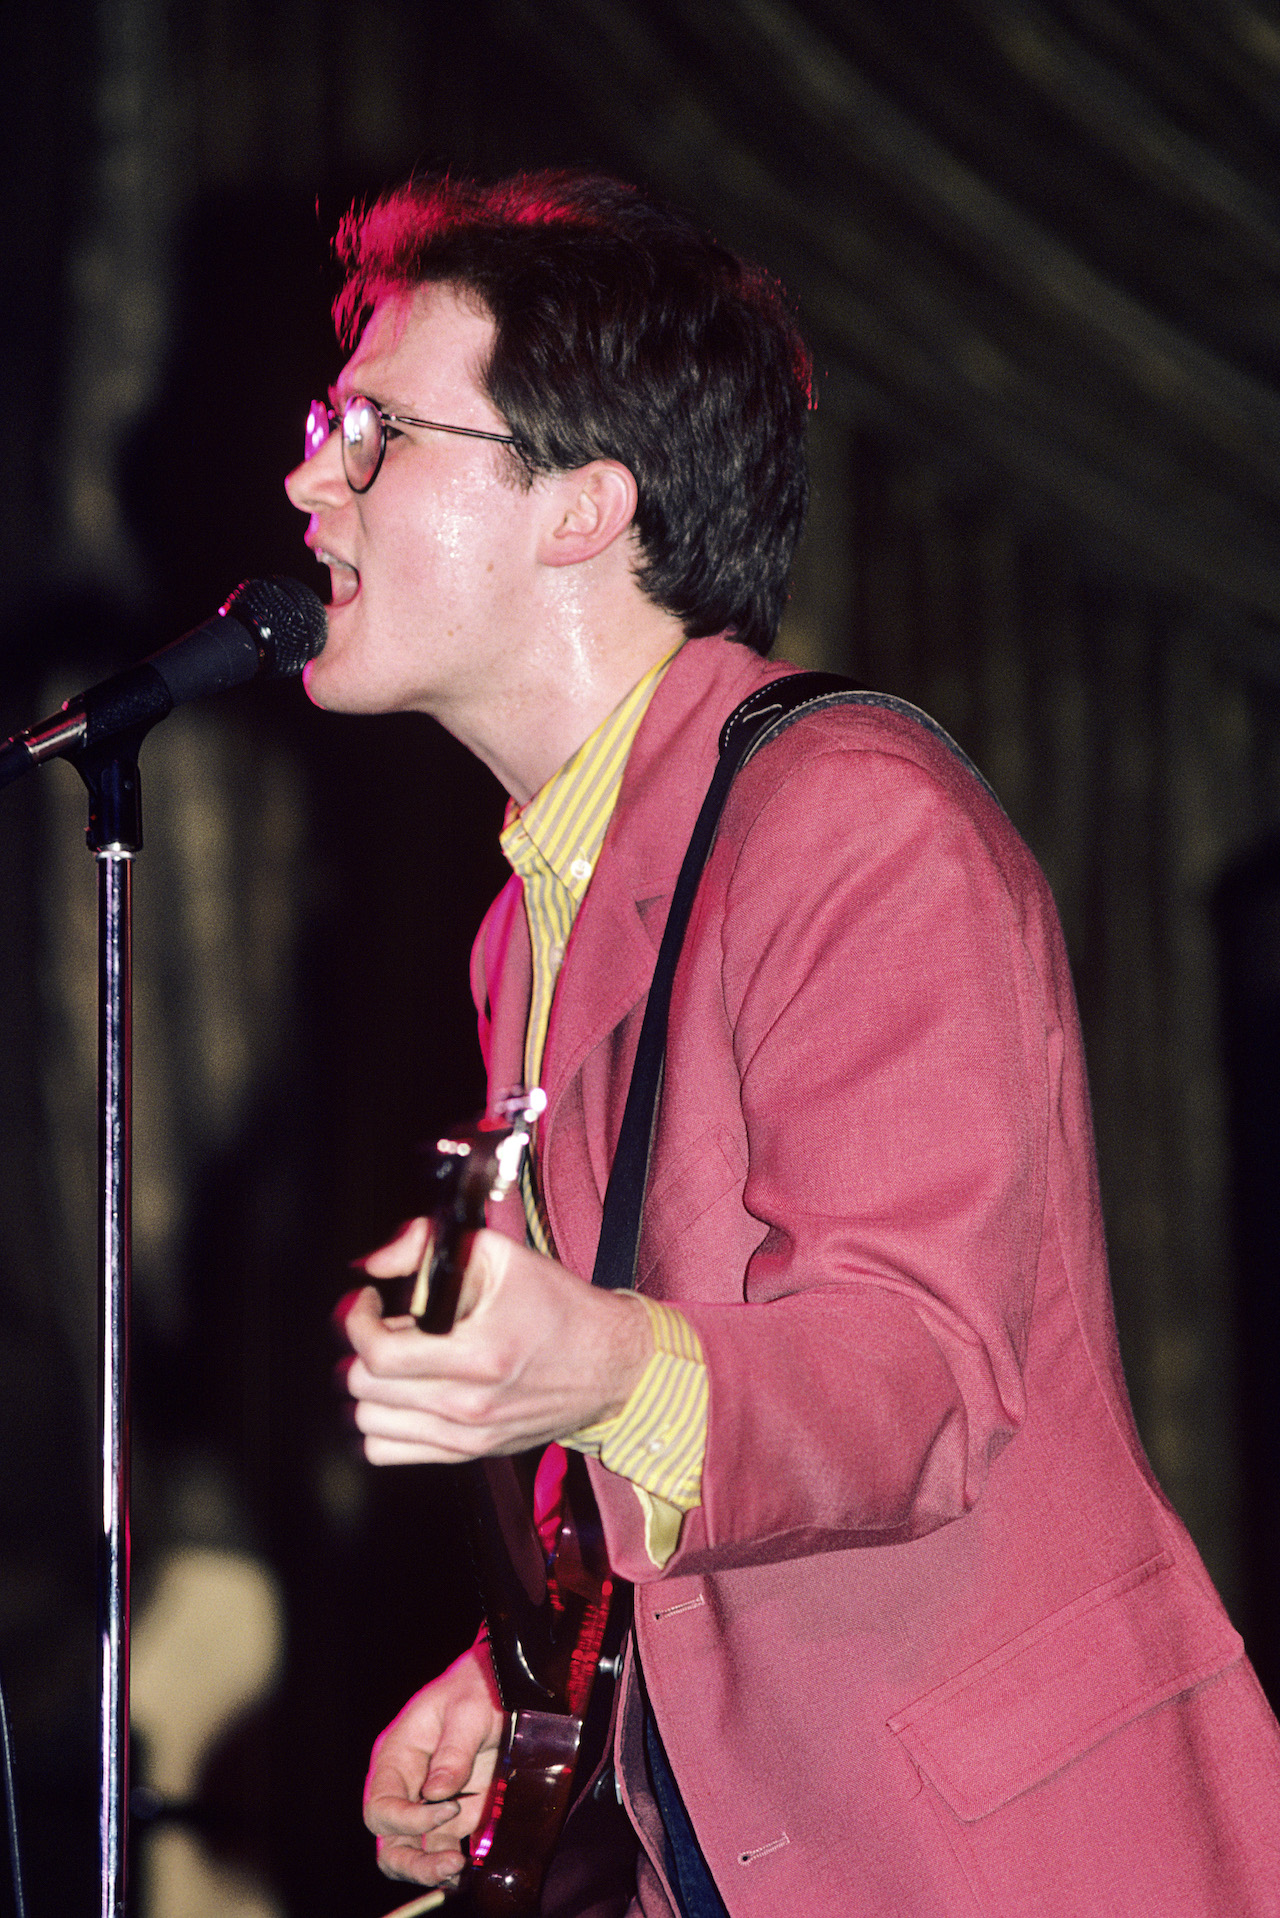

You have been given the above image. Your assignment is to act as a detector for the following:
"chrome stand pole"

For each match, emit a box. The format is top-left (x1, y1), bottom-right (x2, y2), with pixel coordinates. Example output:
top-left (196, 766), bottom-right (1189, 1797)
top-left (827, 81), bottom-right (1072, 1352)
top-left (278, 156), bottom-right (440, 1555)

top-left (96, 843), bottom-right (132, 1918)
top-left (75, 746), bottom-right (143, 1918)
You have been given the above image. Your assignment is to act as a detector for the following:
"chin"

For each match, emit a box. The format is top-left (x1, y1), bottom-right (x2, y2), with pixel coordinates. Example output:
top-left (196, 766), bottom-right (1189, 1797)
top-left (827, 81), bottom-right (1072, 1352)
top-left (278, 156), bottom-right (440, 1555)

top-left (301, 654), bottom-right (366, 714)
top-left (301, 656), bottom-right (338, 710)
top-left (302, 653), bottom-right (408, 718)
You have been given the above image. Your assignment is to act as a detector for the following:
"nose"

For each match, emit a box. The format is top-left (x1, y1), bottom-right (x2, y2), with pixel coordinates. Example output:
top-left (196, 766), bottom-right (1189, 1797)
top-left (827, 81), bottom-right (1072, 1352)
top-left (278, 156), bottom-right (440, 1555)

top-left (285, 430), bottom-right (348, 513)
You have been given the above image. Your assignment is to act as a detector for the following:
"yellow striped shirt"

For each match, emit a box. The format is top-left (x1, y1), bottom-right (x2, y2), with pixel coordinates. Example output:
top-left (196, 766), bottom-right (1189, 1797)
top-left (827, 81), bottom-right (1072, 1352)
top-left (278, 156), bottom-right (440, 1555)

top-left (499, 648), bottom-right (707, 1565)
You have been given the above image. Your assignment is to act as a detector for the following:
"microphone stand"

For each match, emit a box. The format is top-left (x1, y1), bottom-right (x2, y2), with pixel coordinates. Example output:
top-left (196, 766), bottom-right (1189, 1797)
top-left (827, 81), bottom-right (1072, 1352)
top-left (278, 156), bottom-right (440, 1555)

top-left (2, 576), bottom-right (325, 1916)
top-left (70, 732), bottom-right (146, 1918)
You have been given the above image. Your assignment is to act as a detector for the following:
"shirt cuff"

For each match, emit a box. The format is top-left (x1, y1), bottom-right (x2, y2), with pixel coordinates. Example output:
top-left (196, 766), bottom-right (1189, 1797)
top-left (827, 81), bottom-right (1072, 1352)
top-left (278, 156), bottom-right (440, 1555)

top-left (563, 1296), bottom-right (707, 1561)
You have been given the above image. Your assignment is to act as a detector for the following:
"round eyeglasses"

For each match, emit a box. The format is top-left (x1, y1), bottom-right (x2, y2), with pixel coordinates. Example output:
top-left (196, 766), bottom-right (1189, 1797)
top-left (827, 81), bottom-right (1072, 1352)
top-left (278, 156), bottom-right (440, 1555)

top-left (304, 395), bottom-right (520, 494)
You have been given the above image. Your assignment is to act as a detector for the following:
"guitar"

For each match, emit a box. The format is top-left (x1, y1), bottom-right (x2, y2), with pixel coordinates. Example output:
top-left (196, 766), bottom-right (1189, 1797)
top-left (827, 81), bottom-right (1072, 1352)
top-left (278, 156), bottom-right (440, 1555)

top-left (376, 1090), bottom-right (627, 1918)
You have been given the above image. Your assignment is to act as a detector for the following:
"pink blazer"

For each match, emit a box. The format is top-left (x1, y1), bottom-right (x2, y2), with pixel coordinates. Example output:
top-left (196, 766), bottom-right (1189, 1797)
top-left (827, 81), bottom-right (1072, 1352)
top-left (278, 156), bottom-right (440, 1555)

top-left (471, 637), bottom-right (1280, 1916)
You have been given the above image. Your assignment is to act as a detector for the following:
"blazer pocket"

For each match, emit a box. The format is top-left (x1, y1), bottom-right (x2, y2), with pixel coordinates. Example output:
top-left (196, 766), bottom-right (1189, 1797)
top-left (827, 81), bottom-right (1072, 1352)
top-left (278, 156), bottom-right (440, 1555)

top-left (887, 1551), bottom-right (1243, 1821)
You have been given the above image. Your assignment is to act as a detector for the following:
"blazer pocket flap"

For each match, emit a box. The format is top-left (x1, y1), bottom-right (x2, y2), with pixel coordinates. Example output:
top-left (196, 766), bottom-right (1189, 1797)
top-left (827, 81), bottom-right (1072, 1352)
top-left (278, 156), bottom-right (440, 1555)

top-left (887, 1552), bottom-right (1243, 1821)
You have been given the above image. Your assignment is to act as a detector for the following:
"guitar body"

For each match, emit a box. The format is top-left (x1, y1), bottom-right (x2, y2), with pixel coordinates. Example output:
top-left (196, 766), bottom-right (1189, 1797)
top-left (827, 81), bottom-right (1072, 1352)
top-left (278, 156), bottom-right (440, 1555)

top-left (376, 1093), bottom-right (624, 1917)
top-left (468, 1709), bottom-right (585, 1918)
top-left (466, 1563), bottom-right (630, 1918)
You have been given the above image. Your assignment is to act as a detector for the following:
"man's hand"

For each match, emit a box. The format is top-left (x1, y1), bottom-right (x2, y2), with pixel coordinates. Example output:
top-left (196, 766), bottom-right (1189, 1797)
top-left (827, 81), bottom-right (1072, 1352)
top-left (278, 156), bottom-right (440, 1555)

top-left (364, 1646), bottom-right (504, 1888)
top-left (340, 1222), bottom-right (652, 1463)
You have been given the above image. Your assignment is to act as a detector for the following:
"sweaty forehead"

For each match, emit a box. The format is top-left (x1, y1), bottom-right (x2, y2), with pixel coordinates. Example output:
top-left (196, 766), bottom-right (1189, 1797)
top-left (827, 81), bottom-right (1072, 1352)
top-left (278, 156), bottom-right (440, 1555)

top-left (335, 283), bottom-right (498, 417)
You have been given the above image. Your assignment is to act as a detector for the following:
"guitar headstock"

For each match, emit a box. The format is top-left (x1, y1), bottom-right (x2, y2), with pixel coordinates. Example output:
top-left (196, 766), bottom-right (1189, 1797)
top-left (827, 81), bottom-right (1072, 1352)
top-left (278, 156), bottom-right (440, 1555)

top-left (405, 1086), bottom-right (546, 1333)
top-left (426, 1086), bottom-right (547, 1218)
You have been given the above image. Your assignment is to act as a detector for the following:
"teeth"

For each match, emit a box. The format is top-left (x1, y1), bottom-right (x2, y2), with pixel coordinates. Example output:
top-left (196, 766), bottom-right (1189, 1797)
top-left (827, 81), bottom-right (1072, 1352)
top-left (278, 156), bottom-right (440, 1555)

top-left (318, 550), bottom-right (360, 608)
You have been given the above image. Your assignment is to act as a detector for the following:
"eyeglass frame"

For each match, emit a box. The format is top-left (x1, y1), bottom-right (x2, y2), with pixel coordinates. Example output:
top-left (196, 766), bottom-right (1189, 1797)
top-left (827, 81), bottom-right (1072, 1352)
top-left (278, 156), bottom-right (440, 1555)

top-left (304, 395), bottom-right (521, 494)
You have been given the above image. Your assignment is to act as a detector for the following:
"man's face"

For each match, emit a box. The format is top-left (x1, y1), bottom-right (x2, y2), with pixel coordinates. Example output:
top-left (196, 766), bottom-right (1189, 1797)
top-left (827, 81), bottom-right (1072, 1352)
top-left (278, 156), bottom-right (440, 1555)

top-left (286, 282), bottom-right (547, 722)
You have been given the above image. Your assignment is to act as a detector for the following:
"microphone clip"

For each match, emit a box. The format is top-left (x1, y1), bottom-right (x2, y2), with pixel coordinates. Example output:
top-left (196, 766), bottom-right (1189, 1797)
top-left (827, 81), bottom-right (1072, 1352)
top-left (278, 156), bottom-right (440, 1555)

top-left (74, 729), bottom-right (149, 857)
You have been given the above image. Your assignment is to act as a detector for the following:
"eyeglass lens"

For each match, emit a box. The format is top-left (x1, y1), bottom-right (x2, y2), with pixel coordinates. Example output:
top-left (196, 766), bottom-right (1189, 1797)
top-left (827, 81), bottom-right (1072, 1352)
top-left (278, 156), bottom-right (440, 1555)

top-left (340, 399), bottom-right (381, 490)
top-left (304, 401), bottom-right (330, 460)
top-left (303, 398), bottom-right (381, 492)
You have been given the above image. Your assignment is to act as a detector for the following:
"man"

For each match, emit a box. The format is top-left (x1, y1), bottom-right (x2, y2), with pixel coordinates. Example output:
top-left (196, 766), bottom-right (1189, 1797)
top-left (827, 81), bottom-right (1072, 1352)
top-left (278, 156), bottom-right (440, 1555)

top-left (287, 172), bottom-right (1280, 1916)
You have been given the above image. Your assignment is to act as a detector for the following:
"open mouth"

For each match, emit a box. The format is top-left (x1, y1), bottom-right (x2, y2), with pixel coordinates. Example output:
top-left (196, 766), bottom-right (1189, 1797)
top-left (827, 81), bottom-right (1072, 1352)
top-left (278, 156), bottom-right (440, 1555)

top-left (317, 549), bottom-right (360, 608)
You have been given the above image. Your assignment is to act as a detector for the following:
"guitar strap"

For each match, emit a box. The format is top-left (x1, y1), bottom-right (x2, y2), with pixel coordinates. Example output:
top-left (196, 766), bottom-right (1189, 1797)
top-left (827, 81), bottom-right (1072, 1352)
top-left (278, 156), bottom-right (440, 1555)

top-left (590, 671), bottom-right (995, 1292)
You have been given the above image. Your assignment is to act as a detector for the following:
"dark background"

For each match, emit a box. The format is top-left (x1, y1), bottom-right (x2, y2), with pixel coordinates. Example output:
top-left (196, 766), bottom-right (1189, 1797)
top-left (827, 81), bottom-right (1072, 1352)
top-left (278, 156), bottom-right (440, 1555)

top-left (3, 3), bottom-right (1280, 1914)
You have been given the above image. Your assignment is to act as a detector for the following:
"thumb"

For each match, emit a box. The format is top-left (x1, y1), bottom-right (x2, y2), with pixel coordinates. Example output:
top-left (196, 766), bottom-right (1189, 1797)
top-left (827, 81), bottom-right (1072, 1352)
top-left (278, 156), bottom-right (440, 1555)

top-left (424, 1739), bottom-right (483, 1800)
top-left (452, 1227), bottom-right (518, 1323)
top-left (358, 1217), bottom-right (432, 1278)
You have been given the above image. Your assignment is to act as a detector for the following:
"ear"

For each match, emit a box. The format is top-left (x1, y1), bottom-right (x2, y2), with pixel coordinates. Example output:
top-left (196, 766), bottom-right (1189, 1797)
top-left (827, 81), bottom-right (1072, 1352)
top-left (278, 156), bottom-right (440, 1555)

top-left (539, 460), bottom-right (638, 568)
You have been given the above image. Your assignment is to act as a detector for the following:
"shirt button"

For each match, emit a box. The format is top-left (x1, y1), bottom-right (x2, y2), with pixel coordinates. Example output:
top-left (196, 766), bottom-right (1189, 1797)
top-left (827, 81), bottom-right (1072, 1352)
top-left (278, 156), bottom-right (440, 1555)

top-left (549, 943), bottom-right (565, 970)
top-left (647, 1438), bottom-right (663, 1453)
top-left (569, 856), bottom-right (593, 882)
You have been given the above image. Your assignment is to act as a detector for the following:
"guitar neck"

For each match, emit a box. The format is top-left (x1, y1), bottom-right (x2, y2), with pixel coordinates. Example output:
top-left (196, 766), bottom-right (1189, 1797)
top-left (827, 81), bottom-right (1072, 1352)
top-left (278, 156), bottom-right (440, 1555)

top-left (405, 1092), bottom-right (592, 1713)
top-left (459, 1456), bottom-right (564, 1712)
top-left (385, 1094), bottom-right (624, 1916)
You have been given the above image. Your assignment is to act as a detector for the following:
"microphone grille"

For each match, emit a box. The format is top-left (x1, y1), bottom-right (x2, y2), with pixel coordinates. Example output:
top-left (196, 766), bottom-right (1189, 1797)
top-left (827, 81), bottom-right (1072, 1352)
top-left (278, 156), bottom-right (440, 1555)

top-left (222, 578), bottom-right (328, 678)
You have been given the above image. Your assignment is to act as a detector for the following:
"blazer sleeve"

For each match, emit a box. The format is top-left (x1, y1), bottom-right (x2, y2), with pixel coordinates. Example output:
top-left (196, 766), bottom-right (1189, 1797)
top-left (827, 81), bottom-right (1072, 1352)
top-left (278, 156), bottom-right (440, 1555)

top-left (589, 724), bottom-right (1063, 1580)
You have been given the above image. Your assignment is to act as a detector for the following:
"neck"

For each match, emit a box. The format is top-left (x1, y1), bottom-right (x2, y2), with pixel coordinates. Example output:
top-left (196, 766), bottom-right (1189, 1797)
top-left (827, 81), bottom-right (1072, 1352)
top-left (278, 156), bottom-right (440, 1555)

top-left (446, 609), bottom-right (686, 804)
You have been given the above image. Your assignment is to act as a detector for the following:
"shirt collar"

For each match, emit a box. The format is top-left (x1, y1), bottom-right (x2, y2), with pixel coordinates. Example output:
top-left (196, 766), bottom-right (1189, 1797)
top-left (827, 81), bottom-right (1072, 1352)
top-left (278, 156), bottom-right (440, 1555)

top-left (500, 645), bottom-right (682, 898)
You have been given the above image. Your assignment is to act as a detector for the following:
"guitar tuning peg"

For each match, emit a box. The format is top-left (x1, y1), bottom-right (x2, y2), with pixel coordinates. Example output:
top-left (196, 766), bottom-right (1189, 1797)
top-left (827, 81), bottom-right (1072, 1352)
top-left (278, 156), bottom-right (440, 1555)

top-left (492, 1127), bottom-right (534, 1198)
top-left (493, 1085), bottom-right (547, 1127)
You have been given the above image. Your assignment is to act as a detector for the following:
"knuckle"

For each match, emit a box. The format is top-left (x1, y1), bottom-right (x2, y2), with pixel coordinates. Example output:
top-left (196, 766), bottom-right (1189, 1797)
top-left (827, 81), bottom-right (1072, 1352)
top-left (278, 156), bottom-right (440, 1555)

top-left (375, 1844), bottom-right (412, 1883)
top-left (458, 1381), bottom-right (497, 1424)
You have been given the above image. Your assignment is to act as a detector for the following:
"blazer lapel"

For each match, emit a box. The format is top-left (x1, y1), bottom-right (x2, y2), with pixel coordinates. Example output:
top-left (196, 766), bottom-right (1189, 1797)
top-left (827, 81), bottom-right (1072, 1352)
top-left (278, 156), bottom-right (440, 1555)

top-left (476, 874), bottom-right (531, 1097)
top-left (536, 638), bottom-right (789, 1272)
top-left (472, 876), bottom-right (536, 1246)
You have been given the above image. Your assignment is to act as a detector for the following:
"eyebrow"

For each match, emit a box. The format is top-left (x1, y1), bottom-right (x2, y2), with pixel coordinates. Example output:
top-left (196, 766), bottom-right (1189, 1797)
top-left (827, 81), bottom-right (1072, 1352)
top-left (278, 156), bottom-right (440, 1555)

top-left (331, 386), bottom-right (423, 426)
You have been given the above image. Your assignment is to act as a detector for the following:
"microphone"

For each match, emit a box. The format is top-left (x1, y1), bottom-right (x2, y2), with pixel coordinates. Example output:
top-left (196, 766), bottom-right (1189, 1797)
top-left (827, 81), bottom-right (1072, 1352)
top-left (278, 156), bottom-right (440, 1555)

top-left (0, 577), bottom-right (327, 790)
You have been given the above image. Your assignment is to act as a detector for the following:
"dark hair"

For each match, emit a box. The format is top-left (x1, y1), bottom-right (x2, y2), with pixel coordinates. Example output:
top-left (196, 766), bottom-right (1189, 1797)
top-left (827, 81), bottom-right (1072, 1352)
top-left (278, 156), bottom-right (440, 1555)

top-left (333, 172), bottom-right (811, 653)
